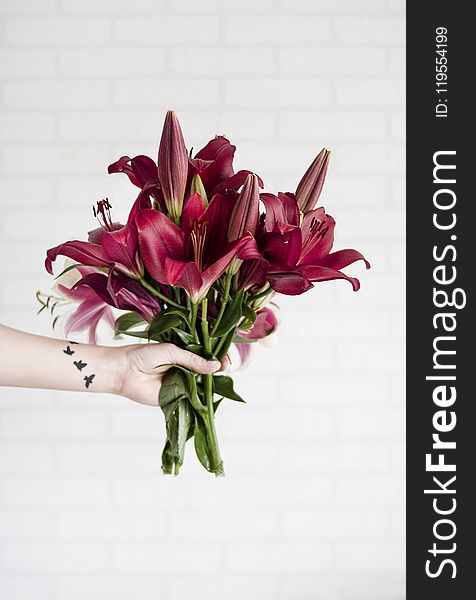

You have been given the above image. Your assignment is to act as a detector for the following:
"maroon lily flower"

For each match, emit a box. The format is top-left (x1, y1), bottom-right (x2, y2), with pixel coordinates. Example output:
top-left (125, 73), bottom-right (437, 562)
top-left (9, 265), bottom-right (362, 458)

top-left (295, 148), bottom-right (331, 214)
top-left (261, 195), bottom-right (369, 294)
top-left (46, 198), bottom-right (144, 279)
top-left (74, 271), bottom-right (162, 323)
top-left (136, 199), bottom-right (253, 304)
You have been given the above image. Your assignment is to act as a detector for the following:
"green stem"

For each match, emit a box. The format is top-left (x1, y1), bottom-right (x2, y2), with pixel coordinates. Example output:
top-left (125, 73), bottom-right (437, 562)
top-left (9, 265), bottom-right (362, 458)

top-left (190, 303), bottom-right (199, 342)
top-left (210, 270), bottom-right (233, 337)
top-left (201, 299), bottom-right (224, 476)
top-left (140, 279), bottom-right (184, 310)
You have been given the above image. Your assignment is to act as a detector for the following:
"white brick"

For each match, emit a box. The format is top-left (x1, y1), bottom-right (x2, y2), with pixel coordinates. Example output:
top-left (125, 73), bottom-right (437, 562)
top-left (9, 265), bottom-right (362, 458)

top-left (280, 576), bottom-right (340, 600)
top-left (336, 541), bottom-right (404, 572)
top-left (280, 111), bottom-right (386, 141)
top-left (391, 111), bottom-right (405, 140)
top-left (337, 17), bottom-right (405, 44)
top-left (279, 442), bottom-right (388, 472)
top-left (56, 509), bottom-right (164, 539)
top-left (280, 0), bottom-right (385, 9)
top-left (0, 113), bottom-right (54, 142)
top-left (337, 475), bottom-right (404, 504)
top-left (0, 50), bottom-right (55, 77)
top-left (0, 578), bottom-right (53, 600)
top-left (0, 443), bottom-right (53, 473)
top-left (221, 407), bottom-right (333, 440)
top-left (333, 142), bottom-right (404, 173)
top-left (280, 47), bottom-right (386, 75)
top-left (1, 145), bottom-right (110, 175)
top-left (283, 508), bottom-right (387, 539)
top-left (0, 0), bottom-right (55, 12)
top-left (56, 442), bottom-right (161, 473)
top-left (60, 48), bottom-right (165, 77)
top-left (4, 81), bottom-right (110, 108)
top-left (168, 576), bottom-right (277, 600)
top-left (169, 509), bottom-right (275, 541)
top-left (5, 18), bottom-right (111, 44)
top-left (0, 477), bottom-right (108, 506)
top-left (337, 341), bottom-right (405, 373)
top-left (337, 79), bottom-right (405, 108)
top-left (113, 79), bottom-right (220, 107)
top-left (326, 175), bottom-right (388, 207)
top-left (0, 510), bottom-right (51, 539)
top-left (61, 0), bottom-right (165, 9)
top-left (337, 408), bottom-right (404, 438)
top-left (224, 542), bottom-right (332, 573)
top-left (112, 475), bottom-right (331, 508)
top-left (389, 47), bottom-right (405, 74)
top-left (225, 17), bottom-right (330, 44)
top-left (170, 0), bottom-right (275, 9)
top-left (113, 542), bottom-right (220, 573)
top-left (171, 47), bottom-right (276, 75)
top-left (2, 542), bottom-right (108, 573)
top-left (114, 17), bottom-right (220, 43)
top-left (56, 577), bottom-right (165, 600)
top-left (278, 374), bottom-right (389, 406)
top-left (340, 576), bottom-right (405, 600)
top-left (1, 410), bottom-right (109, 440)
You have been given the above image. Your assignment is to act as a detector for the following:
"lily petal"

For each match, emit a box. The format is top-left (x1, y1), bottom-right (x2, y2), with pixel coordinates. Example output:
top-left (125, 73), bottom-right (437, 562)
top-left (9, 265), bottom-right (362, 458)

top-left (300, 264), bottom-right (361, 291)
top-left (45, 240), bottom-right (109, 275)
top-left (135, 209), bottom-right (185, 284)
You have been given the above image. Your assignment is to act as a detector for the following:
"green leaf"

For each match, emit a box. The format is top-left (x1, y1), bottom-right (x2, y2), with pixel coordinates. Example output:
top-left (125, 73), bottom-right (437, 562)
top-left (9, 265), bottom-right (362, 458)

top-left (159, 369), bottom-right (188, 415)
top-left (149, 310), bottom-right (187, 341)
top-left (212, 291), bottom-right (244, 337)
top-left (176, 399), bottom-right (193, 469)
top-left (172, 328), bottom-right (196, 346)
top-left (114, 312), bottom-right (147, 338)
top-left (242, 303), bottom-right (257, 325)
top-left (53, 262), bottom-right (84, 280)
top-left (171, 365), bottom-right (206, 414)
top-left (185, 343), bottom-right (202, 354)
top-left (161, 439), bottom-right (174, 475)
top-left (215, 328), bottom-right (236, 361)
top-left (213, 375), bottom-right (245, 403)
top-left (194, 415), bottom-right (213, 472)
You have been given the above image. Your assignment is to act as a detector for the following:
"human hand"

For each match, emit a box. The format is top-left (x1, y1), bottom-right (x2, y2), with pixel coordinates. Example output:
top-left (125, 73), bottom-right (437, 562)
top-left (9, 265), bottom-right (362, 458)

top-left (111, 343), bottom-right (222, 406)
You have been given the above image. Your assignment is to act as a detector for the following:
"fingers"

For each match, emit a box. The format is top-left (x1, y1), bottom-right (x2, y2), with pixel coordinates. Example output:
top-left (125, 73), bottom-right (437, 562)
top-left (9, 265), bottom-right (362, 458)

top-left (158, 344), bottom-right (220, 375)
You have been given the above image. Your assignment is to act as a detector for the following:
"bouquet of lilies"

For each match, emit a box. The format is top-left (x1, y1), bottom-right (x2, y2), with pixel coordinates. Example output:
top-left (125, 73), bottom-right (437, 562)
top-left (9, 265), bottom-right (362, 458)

top-left (42, 111), bottom-right (369, 476)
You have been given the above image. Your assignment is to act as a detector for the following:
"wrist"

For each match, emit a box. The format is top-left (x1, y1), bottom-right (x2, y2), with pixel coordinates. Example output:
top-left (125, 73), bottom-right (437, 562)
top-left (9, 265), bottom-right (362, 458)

top-left (96, 346), bottom-right (128, 396)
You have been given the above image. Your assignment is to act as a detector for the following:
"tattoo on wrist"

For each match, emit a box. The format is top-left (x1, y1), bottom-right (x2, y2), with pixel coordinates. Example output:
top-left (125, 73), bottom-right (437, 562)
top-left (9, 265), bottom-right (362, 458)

top-left (62, 341), bottom-right (96, 389)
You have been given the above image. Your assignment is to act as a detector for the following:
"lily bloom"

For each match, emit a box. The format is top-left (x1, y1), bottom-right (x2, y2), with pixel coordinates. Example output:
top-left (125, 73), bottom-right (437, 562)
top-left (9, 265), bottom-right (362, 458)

top-left (46, 198), bottom-right (144, 280)
top-left (135, 196), bottom-right (253, 304)
top-left (295, 148), bottom-right (331, 214)
top-left (54, 265), bottom-right (115, 344)
top-left (190, 135), bottom-right (263, 198)
top-left (260, 194), bottom-right (369, 294)
top-left (73, 271), bottom-right (162, 323)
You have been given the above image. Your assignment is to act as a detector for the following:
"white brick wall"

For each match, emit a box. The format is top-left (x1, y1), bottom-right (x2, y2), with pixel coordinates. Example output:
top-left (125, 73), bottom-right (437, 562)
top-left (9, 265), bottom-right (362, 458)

top-left (0, 0), bottom-right (405, 598)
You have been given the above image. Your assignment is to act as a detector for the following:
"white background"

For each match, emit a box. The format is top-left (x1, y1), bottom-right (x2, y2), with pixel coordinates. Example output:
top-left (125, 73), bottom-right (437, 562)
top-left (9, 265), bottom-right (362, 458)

top-left (0, 0), bottom-right (405, 598)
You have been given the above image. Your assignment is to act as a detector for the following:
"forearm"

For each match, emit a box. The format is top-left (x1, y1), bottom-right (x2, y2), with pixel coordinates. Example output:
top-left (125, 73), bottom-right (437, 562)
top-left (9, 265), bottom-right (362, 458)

top-left (0, 325), bottom-right (120, 394)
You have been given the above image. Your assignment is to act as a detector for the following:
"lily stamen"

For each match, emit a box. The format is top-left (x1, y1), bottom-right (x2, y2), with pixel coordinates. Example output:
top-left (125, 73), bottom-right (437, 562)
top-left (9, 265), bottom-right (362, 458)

top-left (93, 198), bottom-right (114, 231)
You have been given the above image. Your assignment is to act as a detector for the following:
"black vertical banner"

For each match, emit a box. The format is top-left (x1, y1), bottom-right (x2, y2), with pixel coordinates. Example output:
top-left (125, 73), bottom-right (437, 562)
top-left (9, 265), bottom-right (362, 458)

top-left (407, 3), bottom-right (474, 599)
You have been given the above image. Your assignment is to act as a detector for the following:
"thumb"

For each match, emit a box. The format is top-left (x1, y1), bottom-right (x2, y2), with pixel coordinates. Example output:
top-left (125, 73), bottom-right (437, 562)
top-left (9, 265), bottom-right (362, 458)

top-left (157, 344), bottom-right (220, 375)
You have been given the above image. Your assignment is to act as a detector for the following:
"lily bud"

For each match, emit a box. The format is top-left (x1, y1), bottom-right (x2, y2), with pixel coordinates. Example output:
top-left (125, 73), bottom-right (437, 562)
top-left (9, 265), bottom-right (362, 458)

top-left (190, 173), bottom-right (208, 207)
top-left (158, 110), bottom-right (188, 222)
top-left (295, 148), bottom-right (330, 214)
top-left (228, 173), bottom-right (260, 242)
